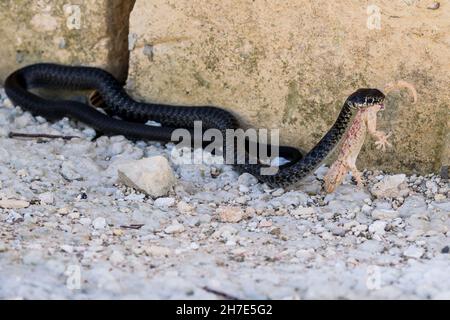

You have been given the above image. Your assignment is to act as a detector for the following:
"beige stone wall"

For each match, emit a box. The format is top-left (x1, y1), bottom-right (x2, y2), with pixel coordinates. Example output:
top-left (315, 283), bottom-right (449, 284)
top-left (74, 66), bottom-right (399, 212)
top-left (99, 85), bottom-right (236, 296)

top-left (0, 0), bottom-right (448, 174)
top-left (0, 0), bottom-right (135, 83)
top-left (127, 0), bottom-right (449, 174)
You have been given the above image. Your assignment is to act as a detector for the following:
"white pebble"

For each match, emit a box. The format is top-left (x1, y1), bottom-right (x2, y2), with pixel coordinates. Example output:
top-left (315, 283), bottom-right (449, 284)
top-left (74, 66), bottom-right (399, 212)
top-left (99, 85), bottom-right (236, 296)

top-left (0, 199), bottom-right (30, 209)
top-left (372, 209), bottom-right (399, 220)
top-left (79, 217), bottom-right (92, 225)
top-left (369, 221), bottom-right (387, 236)
top-left (154, 197), bottom-right (175, 208)
top-left (39, 192), bottom-right (55, 205)
top-left (164, 221), bottom-right (185, 234)
top-left (118, 156), bottom-right (177, 198)
top-left (291, 206), bottom-right (316, 218)
top-left (403, 246), bottom-right (424, 259)
top-left (60, 245), bottom-right (74, 254)
top-left (92, 217), bottom-right (107, 230)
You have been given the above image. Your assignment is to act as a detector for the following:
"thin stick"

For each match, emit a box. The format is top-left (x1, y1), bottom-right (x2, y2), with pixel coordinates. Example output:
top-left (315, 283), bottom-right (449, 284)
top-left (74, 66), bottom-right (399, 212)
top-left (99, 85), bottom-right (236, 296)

top-left (202, 286), bottom-right (240, 300)
top-left (120, 224), bottom-right (145, 230)
top-left (8, 132), bottom-right (80, 140)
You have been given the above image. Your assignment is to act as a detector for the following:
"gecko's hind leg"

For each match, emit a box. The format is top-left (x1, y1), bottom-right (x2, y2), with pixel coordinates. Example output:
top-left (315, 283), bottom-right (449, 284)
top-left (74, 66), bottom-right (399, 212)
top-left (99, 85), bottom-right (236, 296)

top-left (324, 161), bottom-right (348, 193)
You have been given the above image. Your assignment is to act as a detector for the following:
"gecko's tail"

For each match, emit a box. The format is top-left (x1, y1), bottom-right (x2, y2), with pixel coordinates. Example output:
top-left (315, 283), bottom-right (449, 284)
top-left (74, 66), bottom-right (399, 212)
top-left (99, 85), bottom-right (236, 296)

top-left (384, 80), bottom-right (418, 104)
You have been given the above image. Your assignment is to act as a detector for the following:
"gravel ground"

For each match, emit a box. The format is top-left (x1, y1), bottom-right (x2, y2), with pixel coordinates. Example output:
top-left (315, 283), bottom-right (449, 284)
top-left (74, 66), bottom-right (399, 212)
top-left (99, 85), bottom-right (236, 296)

top-left (0, 88), bottom-right (449, 300)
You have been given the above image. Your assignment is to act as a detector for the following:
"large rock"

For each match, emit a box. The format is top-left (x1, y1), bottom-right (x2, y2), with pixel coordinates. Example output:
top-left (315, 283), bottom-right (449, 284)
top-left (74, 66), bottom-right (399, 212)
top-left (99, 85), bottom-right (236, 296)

top-left (127, 0), bottom-right (449, 174)
top-left (370, 174), bottom-right (409, 198)
top-left (117, 156), bottom-right (177, 198)
top-left (0, 0), bottom-right (135, 83)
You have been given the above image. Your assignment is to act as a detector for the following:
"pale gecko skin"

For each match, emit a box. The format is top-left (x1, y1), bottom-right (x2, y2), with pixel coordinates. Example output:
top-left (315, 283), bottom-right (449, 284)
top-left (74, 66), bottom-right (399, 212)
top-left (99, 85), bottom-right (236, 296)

top-left (323, 103), bottom-right (390, 193)
top-left (323, 81), bottom-right (417, 193)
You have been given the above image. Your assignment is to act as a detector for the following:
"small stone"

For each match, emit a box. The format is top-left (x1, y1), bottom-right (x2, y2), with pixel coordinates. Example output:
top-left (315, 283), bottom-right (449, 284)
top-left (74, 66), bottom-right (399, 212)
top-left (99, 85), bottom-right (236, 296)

top-left (235, 196), bottom-right (248, 204)
top-left (0, 199), bottom-right (30, 209)
top-left (190, 242), bottom-right (200, 250)
top-left (92, 217), bottom-right (107, 230)
top-left (109, 250), bottom-right (125, 265)
top-left (296, 248), bottom-right (315, 260)
top-left (79, 218), bottom-right (92, 225)
top-left (344, 221), bottom-right (359, 231)
top-left (331, 226), bottom-right (346, 236)
top-left (38, 192), bottom-right (54, 205)
top-left (237, 173), bottom-right (258, 186)
top-left (425, 180), bottom-right (438, 193)
top-left (369, 221), bottom-right (387, 236)
top-left (58, 207), bottom-right (70, 215)
top-left (403, 246), bottom-right (424, 259)
top-left (441, 246), bottom-right (449, 254)
top-left (68, 211), bottom-right (80, 219)
top-left (3, 98), bottom-right (13, 108)
top-left (372, 209), bottom-right (399, 220)
top-left (60, 161), bottom-right (82, 181)
top-left (291, 206), bottom-right (316, 218)
top-left (258, 219), bottom-right (273, 228)
top-left (218, 206), bottom-right (244, 223)
top-left (145, 245), bottom-right (172, 256)
top-left (361, 204), bottom-right (372, 214)
top-left (154, 197), bottom-right (175, 208)
top-left (16, 169), bottom-right (28, 178)
top-left (118, 156), bottom-right (177, 198)
top-left (434, 194), bottom-right (446, 201)
top-left (371, 174), bottom-right (409, 198)
top-left (164, 221), bottom-right (185, 234)
top-left (177, 201), bottom-right (194, 214)
top-left (271, 188), bottom-right (285, 197)
top-left (211, 225), bottom-right (238, 240)
top-left (60, 245), bottom-right (74, 253)
top-left (113, 229), bottom-right (124, 236)
top-left (270, 227), bottom-right (281, 236)
top-left (198, 214), bottom-right (212, 224)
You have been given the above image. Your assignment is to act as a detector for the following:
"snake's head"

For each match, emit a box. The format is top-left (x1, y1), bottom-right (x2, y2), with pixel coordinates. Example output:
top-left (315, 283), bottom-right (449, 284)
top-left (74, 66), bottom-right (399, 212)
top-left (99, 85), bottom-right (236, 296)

top-left (346, 88), bottom-right (385, 110)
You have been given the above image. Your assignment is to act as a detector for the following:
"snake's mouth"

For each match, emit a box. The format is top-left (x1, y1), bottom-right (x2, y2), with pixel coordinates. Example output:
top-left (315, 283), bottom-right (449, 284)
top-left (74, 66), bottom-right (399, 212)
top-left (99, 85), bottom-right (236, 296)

top-left (379, 103), bottom-right (385, 110)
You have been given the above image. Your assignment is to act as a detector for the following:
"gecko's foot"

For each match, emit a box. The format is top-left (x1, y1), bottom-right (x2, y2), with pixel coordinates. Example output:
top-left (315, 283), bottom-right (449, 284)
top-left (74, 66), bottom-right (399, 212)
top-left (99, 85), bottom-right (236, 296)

top-left (350, 168), bottom-right (364, 187)
top-left (374, 132), bottom-right (392, 152)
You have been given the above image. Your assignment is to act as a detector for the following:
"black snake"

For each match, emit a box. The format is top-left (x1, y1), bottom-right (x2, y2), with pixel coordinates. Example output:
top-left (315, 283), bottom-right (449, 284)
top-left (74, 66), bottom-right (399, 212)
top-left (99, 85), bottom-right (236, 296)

top-left (4, 63), bottom-right (385, 188)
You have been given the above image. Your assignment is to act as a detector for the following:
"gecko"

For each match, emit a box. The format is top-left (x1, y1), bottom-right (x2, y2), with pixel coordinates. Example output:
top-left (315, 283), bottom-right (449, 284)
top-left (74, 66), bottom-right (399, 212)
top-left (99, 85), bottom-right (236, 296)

top-left (323, 81), bottom-right (417, 193)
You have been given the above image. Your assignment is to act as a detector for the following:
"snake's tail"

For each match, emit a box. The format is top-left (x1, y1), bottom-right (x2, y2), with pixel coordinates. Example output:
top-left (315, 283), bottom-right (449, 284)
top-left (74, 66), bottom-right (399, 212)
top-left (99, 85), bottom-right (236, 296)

top-left (384, 80), bottom-right (418, 104)
top-left (5, 74), bottom-right (177, 141)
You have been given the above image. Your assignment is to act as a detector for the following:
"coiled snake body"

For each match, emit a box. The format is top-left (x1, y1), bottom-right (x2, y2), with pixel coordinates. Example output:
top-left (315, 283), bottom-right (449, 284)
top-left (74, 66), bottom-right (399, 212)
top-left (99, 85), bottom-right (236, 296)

top-left (4, 63), bottom-right (385, 188)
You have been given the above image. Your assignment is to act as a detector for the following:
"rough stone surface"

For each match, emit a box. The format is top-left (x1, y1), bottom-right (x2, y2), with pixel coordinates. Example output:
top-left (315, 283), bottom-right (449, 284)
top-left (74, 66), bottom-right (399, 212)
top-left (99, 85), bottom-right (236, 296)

top-left (118, 156), bottom-right (177, 198)
top-left (0, 0), bottom-right (135, 83)
top-left (127, 0), bottom-right (449, 174)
